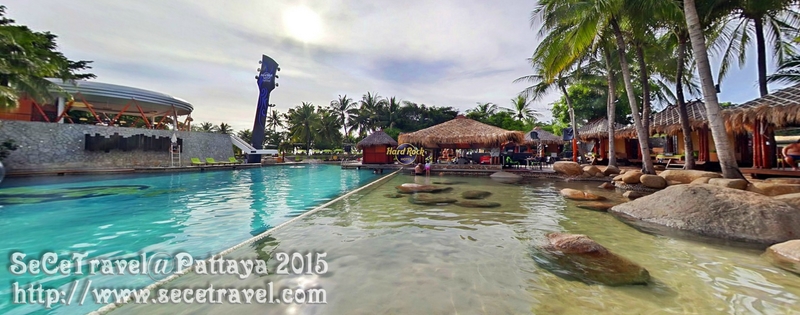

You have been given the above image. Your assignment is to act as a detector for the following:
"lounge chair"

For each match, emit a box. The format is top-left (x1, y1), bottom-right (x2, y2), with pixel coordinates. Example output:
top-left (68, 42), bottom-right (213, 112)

top-left (191, 157), bottom-right (205, 166)
top-left (229, 157), bottom-right (242, 164)
top-left (206, 157), bottom-right (231, 165)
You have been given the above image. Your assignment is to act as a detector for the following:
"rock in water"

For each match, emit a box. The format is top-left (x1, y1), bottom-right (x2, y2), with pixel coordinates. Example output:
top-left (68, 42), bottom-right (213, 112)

top-left (490, 171), bottom-right (522, 184)
top-left (560, 188), bottom-right (606, 201)
top-left (603, 165), bottom-right (621, 176)
top-left (622, 191), bottom-right (646, 200)
top-left (576, 202), bottom-right (617, 212)
top-left (462, 190), bottom-right (492, 199)
top-left (408, 193), bottom-right (457, 205)
top-left (535, 233), bottom-right (650, 286)
top-left (553, 161), bottom-right (583, 176)
top-left (610, 184), bottom-right (800, 244)
top-left (598, 182), bottom-right (615, 190)
top-left (384, 193), bottom-right (404, 198)
top-left (622, 170), bottom-right (642, 184)
top-left (583, 165), bottom-right (602, 176)
top-left (764, 240), bottom-right (800, 275)
top-left (396, 184), bottom-right (452, 194)
top-left (454, 200), bottom-right (502, 208)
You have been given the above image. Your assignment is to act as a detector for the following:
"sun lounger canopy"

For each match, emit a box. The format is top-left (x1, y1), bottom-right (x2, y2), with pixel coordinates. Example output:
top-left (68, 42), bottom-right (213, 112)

top-left (47, 79), bottom-right (193, 116)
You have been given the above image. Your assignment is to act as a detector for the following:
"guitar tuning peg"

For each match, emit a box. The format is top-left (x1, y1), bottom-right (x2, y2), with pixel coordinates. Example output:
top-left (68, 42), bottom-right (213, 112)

top-left (277, 67), bottom-right (281, 71)
top-left (255, 75), bottom-right (259, 79)
top-left (276, 83), bottom-right (279, 87)
top-left (259, 60), bottom-right (262, 64)
top-left (275, 75), bottom-right (279, 79)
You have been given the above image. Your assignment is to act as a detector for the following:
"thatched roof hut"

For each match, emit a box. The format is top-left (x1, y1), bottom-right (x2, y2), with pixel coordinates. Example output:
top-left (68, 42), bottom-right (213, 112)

top-left (578, 117), bottom-right (625, 140)
top-left (524, 127), bottom-right (564, 145)
top-left (398, 115), bottom-right (524, 148)
top-left (724, 83), bottom-right (800, 133)
top-left (356, 130), bottom-right (398, 149)
top-left (650, 100), bottom-right (710, 135)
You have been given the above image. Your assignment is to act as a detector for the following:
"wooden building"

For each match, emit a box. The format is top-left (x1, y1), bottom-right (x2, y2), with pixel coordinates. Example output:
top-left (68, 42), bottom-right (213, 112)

top-left (356, 130), bottom-right (398, 164)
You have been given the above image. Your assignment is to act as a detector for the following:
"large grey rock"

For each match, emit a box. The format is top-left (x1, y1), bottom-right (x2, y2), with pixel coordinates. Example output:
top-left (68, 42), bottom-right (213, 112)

top-left (489, 171), bottom-right (522, 184)
top-left (659, 170), bottom-right (722, 184)
top-left (610, 184), bottom-right (800, 244)
top-left (536, 233), bottom-right (650, 286)
top-left (764, 240), bottom-right (800, 275)
top-left (560, 188), bottom-right (605, 201)
top-left (553, 161), bottom-right (583, 176)
top-left (639, 174), bottom-right (667, 189)
top-left (622, 170), bottom-right (642, 184)
top-left (774, 193), bottom-right (800, 209)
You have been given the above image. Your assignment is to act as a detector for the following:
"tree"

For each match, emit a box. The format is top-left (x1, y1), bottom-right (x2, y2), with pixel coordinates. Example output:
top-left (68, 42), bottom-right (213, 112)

top-left (237, 129), bottom-right (253, 144)
top-left (267, 109), bottom-right (284, 132)
top-left (0, 6), bottom-right (95, 109)
top-left (465, 102), bottom-right (498, 122)
top-left (766, 56), bottom-right (800, 84)
top-left (315, 108), bottom-right (343, 149)
top-left (286, 102), bottom-right (318, 151)
top-left (684, 0), bottom-right (743, 179)
top-left (329, 94), bottom-right (355, 136)
top-left (216, 123), bottom-right (233, 135)
top-left (506, 95), bottom-right (541, 122)
top-left (197, 122), bottom-right (216, 132)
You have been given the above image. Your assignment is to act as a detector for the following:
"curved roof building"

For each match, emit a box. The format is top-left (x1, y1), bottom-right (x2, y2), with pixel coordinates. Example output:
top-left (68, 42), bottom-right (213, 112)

top-left (48, 79), bottom-right (193, 116)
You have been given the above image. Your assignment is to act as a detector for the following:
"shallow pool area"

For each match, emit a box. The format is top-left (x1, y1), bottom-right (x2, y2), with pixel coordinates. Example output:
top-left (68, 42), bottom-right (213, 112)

top-left (0, 165), bottom-right (381, 315)
top-left (112, 174), bottom-right (800, 315)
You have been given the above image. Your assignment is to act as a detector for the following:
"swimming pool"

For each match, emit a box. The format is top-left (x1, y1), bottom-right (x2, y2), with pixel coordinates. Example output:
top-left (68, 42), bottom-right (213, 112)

top-left (0, 164), bottom-right (381, 315)
top-left (112, 174), bottom-right (800, 315)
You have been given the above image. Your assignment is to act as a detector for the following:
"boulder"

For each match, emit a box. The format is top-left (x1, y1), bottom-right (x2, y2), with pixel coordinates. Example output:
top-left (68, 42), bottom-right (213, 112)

top-left (560, 188), bottom-right (606, 201)
top-left (667, 180), bottom-right (683, 186)
top-left (594, 172), bottom-right (607, 178)
top-left (408, 193), bottom-right (457, 205)
top-left (576, 202), bottom-right (617, 212)
top-left (708, 178), bottom-right (748, 190)
top-left (690, 177), bottom-right (711, 184)
top-left (462, 190), bottom-right (492, 200)
top-left (454, 200), bottom-right (502, 208)
top-left (654, 165), bottom-right (666, 171)
top-left (598, 182), bottom-right (615, 190)
top-left (396, 184), bottom-right (452, 194)
top-left (384, 193), bottom-right (404, 198)
top-left (774, 193), bottom-right (800, 209)
top-left (766, 178), bottom-right (800, 185)
top-left (659, 170), bottom-right (722, 184)
top-left (622, 170), bottom-right (643, 184)
top-left (747, 183), bottom-right (800, 196)
top-left (623, 191), bottom-right (646, 200)
top-left (536, 233), bottom-right (650, 286)
top-left (433, 181), bottom-right (465, 185)
top-left (764, 240), bottom-right (800, 275)
top-left (609, 184), bottom-right (800, 244)
top-left (612, 174), bottom-right (624, 181)
top-left (583, 165), bottom-right (602, 176)
top-left (619, 169), bottom-right (627, 174)
top-left (579, 172), bottom-right (592, 178)
top-left (603, 165), bottom-right (621, 176)
top-left (489, 171), bottom-right (523, 184)
top-left (640, 174), bottom-right (667, 189)
top-left (553, 161), bottom-right (583, 176)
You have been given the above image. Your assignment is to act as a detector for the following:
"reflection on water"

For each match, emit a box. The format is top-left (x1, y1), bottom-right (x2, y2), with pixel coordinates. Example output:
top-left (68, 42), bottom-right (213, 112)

top-left (114, 175), bottom-right (800, 315)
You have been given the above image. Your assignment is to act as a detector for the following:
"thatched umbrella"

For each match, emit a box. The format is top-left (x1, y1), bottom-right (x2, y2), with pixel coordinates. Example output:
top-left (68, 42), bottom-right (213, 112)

top-left (578, 117), bottom-right (625, 140)
top-left (356, 130), bottom-right (398, 149)
top-left (524, 127), bottom-right (564, 145)
top-left (398, 115), bottom-right (524, 148)
top-left (650, 100), bottom-right (711, 135)
top-left (724, 83), bottom-right (800, 133)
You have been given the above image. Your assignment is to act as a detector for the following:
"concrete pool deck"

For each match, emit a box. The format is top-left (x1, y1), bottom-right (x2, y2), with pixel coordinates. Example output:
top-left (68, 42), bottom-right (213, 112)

top-left (5, 163), bottom-right (265, 177)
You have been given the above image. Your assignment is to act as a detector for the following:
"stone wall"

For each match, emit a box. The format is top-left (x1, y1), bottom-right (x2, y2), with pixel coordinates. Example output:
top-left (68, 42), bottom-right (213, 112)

top-left (0, 120), bottom-right (233, 172)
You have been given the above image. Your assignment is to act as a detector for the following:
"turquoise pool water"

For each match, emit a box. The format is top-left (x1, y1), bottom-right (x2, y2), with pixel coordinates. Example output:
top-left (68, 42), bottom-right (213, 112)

top-left (0, 164), bottom-right (381, 314)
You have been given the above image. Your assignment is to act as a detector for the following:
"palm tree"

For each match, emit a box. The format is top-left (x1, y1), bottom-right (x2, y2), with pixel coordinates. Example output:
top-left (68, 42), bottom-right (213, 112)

top-left (216, 123), bottom-right (233, 135)
top-left (286, 102), bottom-right (318, 151)
top-left (717, 0), bottom-right (799, 96)
top-left (506, 95), bottom-right (541, 122)
top-left (0, 6), bottom-right (94, 109)
top-left (237, 129), bottom-right (253, 144)
top-left (359, 92), bottom-right (384, 132)
top-left (316, 109), bottom-right (343, 145)
top-left (767, 56), bottom-right (800, 84)
top-left (267, 109), bottom-right (284, 131)
top-left (198, 122), bottom-right (216, 132)
top-left (329, 94), bottom-right (355, 136)
top-left (684, 0), bottom-right (743, 179)
top-left (466, 102), bottom-right (498, 122)
top-left (380, 96), bottom-right (402, 129)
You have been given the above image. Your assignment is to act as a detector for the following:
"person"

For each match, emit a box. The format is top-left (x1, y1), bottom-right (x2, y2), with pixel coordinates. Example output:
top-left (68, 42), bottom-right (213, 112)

top-left (414, 163), bottom-right (424, 175)
top-left (424, 155), bottom-right (432, 176)
top-left (783, 139), bottom-right (800, 171)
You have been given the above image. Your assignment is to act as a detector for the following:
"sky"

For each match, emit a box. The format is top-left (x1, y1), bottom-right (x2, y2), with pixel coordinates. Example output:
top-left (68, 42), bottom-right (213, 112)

top-left (4, 0), bottom-right (788, 132)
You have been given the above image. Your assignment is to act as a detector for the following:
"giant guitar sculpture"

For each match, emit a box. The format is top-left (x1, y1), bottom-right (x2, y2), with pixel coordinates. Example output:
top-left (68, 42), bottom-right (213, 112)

top-left (248, 55), bottom-right (280, 163)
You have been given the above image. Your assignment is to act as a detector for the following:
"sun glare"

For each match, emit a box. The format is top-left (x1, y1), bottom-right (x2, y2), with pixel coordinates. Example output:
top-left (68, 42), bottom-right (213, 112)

top-left (283, 6), bottom-right (322, 43)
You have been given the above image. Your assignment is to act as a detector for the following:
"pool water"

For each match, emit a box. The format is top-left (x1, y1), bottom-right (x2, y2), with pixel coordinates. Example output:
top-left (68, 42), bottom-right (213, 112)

top-left (0, 164), bottom-right (381, 315)
top-left (114, 174), bottom-right (800, 315)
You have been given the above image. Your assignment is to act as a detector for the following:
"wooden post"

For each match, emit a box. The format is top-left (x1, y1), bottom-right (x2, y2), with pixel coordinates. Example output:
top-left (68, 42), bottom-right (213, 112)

top-left (753, 121), bottom-right (762, 168)
top-left (572, 138), bottom-right (578, 162)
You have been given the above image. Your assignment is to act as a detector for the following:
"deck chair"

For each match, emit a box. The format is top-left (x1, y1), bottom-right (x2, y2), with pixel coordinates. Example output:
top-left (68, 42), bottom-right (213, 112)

top-left (229, 157), bottom-right (242, 164)
top-left (206, 157), bottom-right (231, 165)
top-left (191, 157), bottom-right (205, 166)
top-left (504, 156), bottom-right (520, 168)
